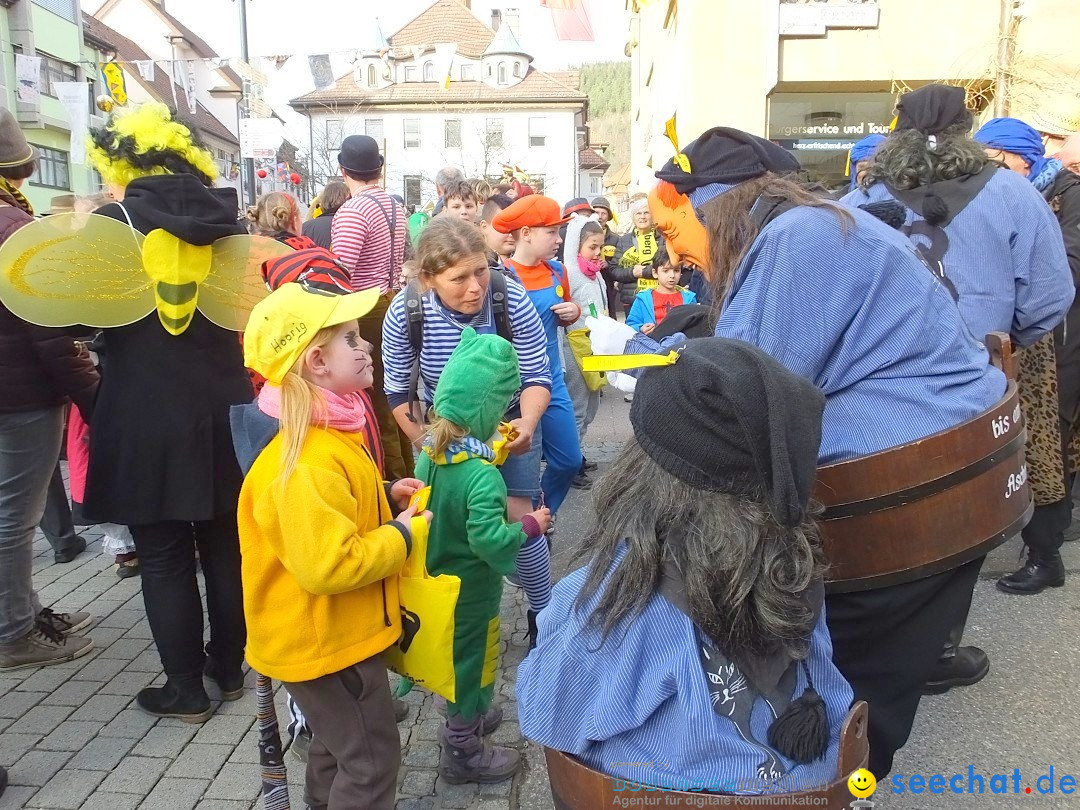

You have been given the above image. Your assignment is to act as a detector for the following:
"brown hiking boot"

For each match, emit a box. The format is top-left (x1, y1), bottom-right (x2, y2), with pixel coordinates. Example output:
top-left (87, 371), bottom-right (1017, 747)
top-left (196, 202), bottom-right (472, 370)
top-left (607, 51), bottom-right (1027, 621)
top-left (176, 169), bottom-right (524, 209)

top-left (0, 622), bottom-right (93, 671)
top-left (439, 716), bottom-right (521, 784)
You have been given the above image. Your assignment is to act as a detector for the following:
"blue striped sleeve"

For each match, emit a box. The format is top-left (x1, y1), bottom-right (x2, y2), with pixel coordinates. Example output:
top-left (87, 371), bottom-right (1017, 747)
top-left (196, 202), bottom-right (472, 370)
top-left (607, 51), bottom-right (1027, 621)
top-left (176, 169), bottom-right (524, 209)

top-left (381, 291), bottom-right (415, 410)
top-left (506, 279), bottom-right (552, 390)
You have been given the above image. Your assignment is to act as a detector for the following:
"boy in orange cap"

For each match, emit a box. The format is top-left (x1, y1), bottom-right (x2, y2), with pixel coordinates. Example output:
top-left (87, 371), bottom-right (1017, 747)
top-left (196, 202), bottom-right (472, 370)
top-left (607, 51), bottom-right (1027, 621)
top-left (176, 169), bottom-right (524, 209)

top-left (492, 197), bottom-right (583, 520)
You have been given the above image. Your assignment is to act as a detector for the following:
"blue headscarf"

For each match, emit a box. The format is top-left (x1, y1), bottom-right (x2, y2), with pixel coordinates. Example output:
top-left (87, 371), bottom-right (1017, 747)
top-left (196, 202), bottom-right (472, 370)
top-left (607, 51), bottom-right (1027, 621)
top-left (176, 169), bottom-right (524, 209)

top-left (975, 117), bottom-right (1053, 186)
top-left (847, 134), bottom-right (886, 190)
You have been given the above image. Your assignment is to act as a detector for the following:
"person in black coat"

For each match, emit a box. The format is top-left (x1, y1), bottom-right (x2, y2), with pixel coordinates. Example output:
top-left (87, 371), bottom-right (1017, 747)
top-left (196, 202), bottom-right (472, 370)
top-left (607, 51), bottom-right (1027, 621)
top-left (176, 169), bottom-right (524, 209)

top-left (84, 103), bottom-right (251, 722)
top-left (301, 179), bottom-right (349, 250)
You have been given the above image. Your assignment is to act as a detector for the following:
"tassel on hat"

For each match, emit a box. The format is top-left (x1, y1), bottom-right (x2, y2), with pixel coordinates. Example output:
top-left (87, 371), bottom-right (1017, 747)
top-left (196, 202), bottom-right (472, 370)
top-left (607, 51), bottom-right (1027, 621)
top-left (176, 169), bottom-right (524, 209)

top-left (766, 661), bottom-right (829, 764)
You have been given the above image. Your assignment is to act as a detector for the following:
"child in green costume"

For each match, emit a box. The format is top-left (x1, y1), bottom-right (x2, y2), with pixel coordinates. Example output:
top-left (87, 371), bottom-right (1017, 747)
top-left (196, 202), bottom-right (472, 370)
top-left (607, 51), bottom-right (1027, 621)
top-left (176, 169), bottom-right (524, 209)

top-left (416, 327), bottom-right (552, 784)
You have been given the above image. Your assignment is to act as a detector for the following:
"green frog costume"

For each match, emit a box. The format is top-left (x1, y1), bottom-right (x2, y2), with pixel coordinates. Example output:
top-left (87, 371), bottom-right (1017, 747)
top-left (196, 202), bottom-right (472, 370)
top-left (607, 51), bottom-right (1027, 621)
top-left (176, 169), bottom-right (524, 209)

top-left (416, 327), bottom-right (528, 721)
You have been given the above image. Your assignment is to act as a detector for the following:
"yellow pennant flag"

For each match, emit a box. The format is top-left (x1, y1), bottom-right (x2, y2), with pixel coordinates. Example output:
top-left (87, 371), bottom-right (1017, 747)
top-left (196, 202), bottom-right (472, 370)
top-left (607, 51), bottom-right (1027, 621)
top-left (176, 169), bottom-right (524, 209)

top-left (99, 62), bottom-right (127, 106)
top-left (665, 115), bottom-right (691, 174)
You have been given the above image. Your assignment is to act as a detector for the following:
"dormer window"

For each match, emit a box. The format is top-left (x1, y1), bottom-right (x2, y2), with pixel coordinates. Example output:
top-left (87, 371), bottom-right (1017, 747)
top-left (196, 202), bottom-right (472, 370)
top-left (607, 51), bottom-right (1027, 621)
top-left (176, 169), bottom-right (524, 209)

top-left (367, 65), bottom-right (377, 87)
top-left (513, 62), bottom-right (522, 79)
top-left (405, 66), bottom-right (417, 82)
top-left (423, 62), bottom-right (434, 82)
top-left (498, 63), bottom-right (507, 84)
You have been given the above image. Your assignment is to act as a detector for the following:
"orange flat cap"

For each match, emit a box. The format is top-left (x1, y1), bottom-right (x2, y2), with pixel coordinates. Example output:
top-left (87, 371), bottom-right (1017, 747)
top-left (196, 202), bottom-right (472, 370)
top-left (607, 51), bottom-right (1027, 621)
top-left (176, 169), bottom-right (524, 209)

top-left (492, 195), bottom-right (572, 233)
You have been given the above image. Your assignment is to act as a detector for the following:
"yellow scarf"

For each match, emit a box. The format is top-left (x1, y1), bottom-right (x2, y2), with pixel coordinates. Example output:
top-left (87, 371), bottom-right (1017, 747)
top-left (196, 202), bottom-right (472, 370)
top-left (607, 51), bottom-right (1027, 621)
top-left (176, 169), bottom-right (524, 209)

top-left (0, 177), bottom-right (33, 216)
top-left (635, 229), bottom-right (657, 261)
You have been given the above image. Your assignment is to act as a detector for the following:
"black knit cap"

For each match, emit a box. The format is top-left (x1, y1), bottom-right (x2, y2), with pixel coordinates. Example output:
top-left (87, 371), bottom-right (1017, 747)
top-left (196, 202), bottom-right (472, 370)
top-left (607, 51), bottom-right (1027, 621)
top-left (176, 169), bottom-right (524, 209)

top-left (630, 338), bottom-right (824, 528)
top-left (654, 127), bottom-right (801, 195)
top-left (895, 84), bottom-right (970, 136)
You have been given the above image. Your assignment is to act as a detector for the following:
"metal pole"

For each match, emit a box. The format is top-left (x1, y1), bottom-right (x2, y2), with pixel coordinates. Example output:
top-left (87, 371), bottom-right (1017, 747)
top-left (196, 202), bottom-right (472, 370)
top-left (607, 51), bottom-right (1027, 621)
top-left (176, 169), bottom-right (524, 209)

top-left (238, 0), bottom-right (257, 206)
top-left (993, 0), bottom-right (1012, 117)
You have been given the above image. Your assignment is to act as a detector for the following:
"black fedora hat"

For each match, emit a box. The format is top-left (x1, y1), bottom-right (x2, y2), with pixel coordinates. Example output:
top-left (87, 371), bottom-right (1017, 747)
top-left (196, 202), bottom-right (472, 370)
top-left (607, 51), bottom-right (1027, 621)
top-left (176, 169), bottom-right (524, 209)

top-left (338, 134), bottom-right (384, 175)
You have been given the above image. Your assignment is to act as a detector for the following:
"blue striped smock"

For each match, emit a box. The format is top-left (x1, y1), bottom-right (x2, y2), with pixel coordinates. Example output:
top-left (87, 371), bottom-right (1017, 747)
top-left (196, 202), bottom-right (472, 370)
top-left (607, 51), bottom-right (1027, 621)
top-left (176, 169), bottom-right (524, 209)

top-left (382, 277), bottom-right (552, 412)
top-left (714, 204), bottom-right (1007, 463)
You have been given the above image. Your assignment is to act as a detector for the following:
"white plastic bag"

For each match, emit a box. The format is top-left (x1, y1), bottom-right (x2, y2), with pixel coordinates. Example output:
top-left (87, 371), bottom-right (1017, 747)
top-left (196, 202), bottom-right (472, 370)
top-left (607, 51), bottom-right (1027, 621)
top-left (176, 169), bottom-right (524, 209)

top-left (585, 314), bottom-right (638, 393)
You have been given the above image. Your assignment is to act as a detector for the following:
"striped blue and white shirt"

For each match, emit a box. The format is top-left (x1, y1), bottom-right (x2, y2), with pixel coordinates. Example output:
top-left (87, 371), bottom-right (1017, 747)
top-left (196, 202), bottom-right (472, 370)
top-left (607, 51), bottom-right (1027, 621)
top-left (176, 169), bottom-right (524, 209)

top-left (714, 205), bottom-right (1007, 463)
top-left (842, 168), bottom-right (1073, 348)
top-left (517, 548), bottom-right (854, 794)
top-left (382, 277), bottom-right (552, 412)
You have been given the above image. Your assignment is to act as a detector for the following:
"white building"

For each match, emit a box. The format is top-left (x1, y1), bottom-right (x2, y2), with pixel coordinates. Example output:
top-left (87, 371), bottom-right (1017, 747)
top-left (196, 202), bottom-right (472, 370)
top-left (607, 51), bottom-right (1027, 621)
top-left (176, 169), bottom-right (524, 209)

top-left (290, 0), bottom-right (590, 207)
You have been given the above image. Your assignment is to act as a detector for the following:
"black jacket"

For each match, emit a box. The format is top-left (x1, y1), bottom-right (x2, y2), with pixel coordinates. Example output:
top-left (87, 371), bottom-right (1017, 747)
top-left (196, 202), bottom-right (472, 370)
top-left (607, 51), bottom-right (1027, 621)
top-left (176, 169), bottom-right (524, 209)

top-left (83, 175), bottom-right (251, 525)
top-left (611, 229), bottom-right (666, 308)
top-left (301, 208), bottom-right (338, 250)
top-left (0, 194), bottom-right (99, 415)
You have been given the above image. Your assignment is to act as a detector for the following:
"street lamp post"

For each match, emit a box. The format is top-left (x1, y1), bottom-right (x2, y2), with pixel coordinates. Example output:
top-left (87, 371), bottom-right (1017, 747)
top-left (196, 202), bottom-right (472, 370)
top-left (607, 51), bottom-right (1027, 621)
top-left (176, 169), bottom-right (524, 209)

top-left (237, 0), bottom-right (257, 206)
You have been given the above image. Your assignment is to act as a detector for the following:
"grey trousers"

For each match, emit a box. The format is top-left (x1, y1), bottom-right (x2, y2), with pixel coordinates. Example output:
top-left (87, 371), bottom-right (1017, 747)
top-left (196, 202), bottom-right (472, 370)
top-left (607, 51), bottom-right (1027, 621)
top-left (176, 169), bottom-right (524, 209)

top-left (282, 657), bottom-right (399, 810)
top-left (561, 332), bottom-right (600, 443)
top-left (0, 407), bottom-right (63, 643)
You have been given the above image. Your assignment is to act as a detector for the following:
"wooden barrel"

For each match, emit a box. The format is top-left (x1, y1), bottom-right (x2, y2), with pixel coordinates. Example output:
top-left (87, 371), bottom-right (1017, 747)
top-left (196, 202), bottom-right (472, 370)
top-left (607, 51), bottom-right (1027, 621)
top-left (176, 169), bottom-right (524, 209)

top-left (816, 375), bottom-right (1032, 593)
top-left (543, 701), bottom-right (869, 809)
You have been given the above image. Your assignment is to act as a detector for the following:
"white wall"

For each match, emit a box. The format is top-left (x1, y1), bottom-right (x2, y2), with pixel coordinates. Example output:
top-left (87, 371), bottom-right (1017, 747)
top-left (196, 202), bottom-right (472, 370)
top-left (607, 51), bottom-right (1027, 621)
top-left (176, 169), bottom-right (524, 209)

top-left (309, 106), bottom-right (579, 206)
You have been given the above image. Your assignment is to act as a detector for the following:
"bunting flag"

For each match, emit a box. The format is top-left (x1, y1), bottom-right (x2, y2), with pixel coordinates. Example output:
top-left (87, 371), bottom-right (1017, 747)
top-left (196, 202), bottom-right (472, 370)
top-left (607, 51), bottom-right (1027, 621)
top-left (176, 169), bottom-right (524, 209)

top-left (15, 54), bottom-right (42, 104)
top-left (54, 82), bottom-right (89, 164)
top-left (185, 61), bottom-right (198, 116)
top-left (308, 54), bottom-right (334, 90)
top-left (540, 0), bottom-right (594, 41)
top-left (99, 61), bottom-right (128, 106)
top-left (134, 60), bottom-right (156, 81)
top-left (432, 43), bottom-right (455, 91)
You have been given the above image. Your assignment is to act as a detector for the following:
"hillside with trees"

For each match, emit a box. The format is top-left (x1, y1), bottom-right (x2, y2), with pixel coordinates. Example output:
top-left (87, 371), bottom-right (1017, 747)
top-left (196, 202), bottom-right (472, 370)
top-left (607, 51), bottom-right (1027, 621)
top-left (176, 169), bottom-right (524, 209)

top-left (579, 61), bottom-right (631, 170)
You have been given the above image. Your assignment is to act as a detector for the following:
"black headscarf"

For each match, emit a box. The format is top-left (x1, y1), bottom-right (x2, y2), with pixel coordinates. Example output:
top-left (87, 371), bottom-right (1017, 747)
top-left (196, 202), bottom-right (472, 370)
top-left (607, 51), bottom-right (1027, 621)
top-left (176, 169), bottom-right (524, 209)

top-left (895, 84), bottom-right (969, 135)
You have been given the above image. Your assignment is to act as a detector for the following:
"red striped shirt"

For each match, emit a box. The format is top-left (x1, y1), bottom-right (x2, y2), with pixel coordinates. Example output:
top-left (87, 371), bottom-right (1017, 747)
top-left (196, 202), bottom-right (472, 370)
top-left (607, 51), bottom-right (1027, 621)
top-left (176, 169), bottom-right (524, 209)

top-left (330, 185), bottom-right (407, 294)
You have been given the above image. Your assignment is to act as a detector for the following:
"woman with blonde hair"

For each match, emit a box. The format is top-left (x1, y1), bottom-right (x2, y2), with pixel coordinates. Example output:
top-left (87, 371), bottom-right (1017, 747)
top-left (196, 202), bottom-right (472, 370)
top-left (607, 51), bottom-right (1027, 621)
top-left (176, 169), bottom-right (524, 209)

top-left (248, 191), bottom-right (315, 250)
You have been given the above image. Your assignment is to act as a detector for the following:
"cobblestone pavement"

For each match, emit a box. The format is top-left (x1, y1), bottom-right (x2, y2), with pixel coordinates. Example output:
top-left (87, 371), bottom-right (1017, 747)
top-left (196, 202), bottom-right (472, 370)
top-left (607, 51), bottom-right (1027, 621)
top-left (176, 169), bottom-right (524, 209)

top-left (5, 388), bottom-right (1079, 809)
top-left (0, 393), bottom-right (631, 810)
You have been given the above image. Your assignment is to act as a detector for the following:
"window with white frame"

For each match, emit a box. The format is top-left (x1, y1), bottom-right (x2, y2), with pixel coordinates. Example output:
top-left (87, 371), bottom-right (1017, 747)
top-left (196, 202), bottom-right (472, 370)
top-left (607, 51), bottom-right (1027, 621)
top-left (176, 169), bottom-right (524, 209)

top-left (404, 118), bottom-right (421, 148)
top-left (404, 175), bottom-right (422, 208)
top-left (404, 65), bottom-right (417, 82)
top-left (513, 62), bottom-right (522, 79)
top-left (528, 117), bottom-right (546, 148)
top-left (591, 175), bottom-right (603, 195)
top-left (486, 118), bottom-right (504, 148)
top-left (423, 62), bottom-right (435, 82)
top-left (367, 65), bottom-right (377, 87)
top-left (325, 119), bottom-right (343, 150)
top-left (364, 119), bottom-right (384, 143)
top-left (460, 63), bottom-right (474, 81)
top-left (30, 145), bottom-right (70, 190)
top-left (498, 63), bottom-right (507, 84)
top-left (445, 119), bottom-right (462, 149)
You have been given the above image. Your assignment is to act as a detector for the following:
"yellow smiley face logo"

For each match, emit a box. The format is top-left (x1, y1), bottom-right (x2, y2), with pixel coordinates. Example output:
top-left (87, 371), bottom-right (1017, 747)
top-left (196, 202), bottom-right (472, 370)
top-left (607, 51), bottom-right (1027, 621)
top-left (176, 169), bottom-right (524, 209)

top-left (848, 768), bottom-right (877, 798)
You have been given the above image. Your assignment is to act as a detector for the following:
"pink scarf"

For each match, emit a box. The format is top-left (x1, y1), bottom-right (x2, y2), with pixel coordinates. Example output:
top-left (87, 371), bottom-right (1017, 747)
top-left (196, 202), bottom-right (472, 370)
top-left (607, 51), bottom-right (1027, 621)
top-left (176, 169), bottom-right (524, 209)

top-left (258, 383), bottom-right (368, 433)
top-left (578, 256), bottom-right (604, 281)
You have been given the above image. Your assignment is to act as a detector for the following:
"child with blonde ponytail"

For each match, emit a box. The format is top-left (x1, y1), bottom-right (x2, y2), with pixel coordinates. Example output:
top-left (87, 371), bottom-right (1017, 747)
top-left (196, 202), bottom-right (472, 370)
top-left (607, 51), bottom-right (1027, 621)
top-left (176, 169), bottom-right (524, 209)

top-left (232, 282), bottom-right (431, 809)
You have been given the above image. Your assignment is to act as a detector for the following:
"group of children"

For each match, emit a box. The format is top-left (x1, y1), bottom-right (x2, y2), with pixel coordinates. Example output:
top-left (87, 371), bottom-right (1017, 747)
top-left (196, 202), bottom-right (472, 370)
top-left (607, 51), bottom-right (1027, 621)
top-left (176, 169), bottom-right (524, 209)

top-left (235, 186), bottom-right (698, 807)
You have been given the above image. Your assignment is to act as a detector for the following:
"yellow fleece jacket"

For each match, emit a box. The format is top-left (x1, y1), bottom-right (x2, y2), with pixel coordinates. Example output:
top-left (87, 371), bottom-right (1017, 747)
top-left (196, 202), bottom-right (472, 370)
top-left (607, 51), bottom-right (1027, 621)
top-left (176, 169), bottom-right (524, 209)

top-left (238, 427), bottom-right (426, 682)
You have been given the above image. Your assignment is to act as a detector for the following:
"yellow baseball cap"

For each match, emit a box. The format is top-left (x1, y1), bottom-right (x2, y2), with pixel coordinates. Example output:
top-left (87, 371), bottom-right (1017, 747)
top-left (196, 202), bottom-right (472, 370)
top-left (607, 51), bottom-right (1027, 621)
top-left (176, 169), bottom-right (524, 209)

top-left (243, 282), bottom-right (380, 384)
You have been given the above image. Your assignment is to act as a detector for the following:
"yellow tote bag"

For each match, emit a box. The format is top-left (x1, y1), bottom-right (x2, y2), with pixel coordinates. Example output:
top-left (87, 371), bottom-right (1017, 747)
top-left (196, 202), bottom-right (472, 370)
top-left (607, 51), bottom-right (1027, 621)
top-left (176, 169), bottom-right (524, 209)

top-left (383, 521), bottom-right (462, 702)
top-left (567, 328), bottom-right (607, 392)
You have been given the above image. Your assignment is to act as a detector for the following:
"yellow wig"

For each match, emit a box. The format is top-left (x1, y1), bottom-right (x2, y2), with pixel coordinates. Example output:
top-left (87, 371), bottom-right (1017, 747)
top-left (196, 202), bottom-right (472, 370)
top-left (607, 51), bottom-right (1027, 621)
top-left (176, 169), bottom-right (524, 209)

top-left (87, 102), bottom-right (219, 189)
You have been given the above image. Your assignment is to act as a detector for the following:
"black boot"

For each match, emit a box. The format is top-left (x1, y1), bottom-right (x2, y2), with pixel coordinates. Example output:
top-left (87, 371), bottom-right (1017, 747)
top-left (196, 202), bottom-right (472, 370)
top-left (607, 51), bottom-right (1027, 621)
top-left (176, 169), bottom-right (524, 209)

top-left (924, 645), bottom-right (989, 695)
top-left (582, 457), bottom-right (598, 472)
top-left (996, 548), bottom-right (1066, 594)
top-left (203, 658), bottom-right (245, 701)
top-left (137, 673), bottom-right (212, 723)
top-left (526, 610), bottom-right (538, 651)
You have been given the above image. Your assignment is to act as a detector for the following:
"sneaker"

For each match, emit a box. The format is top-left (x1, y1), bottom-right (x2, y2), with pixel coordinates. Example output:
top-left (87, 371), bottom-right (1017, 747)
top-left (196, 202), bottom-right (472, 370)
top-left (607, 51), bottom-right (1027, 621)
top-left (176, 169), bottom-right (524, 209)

top-left (203, 659), bottom-right (245, 701)
top-left (36, 607), bottom-right (92, 636)
top-left (136, 679), bottom-right (213, 724)
top-left (0, 623), bottom-right (93, 671)
top-left (53, 536), bottom-right (87, 564)
top-left (290, 728), bottom-right (312, 763)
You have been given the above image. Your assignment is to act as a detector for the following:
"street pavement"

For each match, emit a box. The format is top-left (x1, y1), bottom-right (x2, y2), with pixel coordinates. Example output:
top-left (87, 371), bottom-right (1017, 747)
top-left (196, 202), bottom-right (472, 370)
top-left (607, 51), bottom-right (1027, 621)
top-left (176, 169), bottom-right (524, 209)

top-left (2, 391), bottom-right (1078, 809)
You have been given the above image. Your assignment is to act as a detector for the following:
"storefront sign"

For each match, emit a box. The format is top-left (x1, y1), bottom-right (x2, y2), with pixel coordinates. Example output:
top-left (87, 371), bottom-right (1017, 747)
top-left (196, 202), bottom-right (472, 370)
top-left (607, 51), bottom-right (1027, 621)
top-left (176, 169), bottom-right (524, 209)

top-left (771, 121), bottom-right (892, 138)
top-left (779, 1), bottom-right (880, 36)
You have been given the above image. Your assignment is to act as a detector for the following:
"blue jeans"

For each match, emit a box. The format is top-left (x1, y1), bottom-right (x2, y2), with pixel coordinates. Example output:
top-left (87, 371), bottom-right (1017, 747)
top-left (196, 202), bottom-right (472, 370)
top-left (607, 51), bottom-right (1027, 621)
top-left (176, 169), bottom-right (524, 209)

top-left (0, 407), bottom-right (63, 643)
top-left (538, 378), bottom-right (583, 514)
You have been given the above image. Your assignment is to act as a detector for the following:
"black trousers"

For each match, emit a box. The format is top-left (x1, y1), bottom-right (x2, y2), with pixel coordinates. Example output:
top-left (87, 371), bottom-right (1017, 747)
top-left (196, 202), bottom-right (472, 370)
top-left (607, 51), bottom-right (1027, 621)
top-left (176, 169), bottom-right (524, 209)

top-left (129, 512), bottom-right (246, 678)
top-left (39, 465), bottom-right (79, 554)
top-left (826, 556), bottom-right (984, 778)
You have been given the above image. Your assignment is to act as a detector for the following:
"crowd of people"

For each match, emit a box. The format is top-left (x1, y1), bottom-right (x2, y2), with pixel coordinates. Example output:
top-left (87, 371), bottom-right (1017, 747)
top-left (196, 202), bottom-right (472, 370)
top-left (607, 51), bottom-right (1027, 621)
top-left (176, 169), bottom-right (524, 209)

top-left (0, 83), bottom-right (1078, 807)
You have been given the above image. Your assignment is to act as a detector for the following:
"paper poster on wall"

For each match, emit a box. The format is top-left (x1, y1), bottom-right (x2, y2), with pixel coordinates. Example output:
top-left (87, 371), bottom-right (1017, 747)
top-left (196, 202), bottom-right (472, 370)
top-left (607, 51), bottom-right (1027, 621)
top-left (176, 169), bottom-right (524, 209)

top-left (16, 55), bottom-right (42, 104)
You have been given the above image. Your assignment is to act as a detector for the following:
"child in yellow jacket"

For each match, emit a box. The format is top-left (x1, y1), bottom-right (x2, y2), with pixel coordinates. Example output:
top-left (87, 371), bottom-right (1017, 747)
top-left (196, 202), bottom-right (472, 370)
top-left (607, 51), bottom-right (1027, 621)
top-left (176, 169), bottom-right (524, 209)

top-left (234, 282), bottom-right (431, 810)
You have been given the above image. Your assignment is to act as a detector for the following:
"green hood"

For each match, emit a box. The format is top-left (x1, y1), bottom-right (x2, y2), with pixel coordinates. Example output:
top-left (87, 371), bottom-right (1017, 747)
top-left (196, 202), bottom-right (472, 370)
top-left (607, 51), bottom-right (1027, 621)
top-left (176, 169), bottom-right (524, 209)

top-left (433, 327), bottom-right (520, 440)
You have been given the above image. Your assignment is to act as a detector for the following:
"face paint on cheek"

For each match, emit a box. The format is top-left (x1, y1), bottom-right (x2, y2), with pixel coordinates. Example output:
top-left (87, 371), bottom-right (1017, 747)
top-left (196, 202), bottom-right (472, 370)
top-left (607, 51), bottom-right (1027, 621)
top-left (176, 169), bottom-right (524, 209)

top-left (344, 330), bottom-right (360, 350)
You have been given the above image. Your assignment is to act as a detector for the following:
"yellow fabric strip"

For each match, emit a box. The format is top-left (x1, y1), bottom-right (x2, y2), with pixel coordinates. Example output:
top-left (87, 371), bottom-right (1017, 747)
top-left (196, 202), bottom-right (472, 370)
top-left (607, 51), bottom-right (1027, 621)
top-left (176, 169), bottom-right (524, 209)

top-left (581, 352), bottom-right (680, 373)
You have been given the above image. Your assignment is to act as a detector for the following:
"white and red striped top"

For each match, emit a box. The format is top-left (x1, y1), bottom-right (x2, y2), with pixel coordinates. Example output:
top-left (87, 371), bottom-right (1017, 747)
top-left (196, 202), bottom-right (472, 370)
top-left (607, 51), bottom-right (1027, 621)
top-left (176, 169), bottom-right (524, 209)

top-left (330, 185), bottom-right (407, 294)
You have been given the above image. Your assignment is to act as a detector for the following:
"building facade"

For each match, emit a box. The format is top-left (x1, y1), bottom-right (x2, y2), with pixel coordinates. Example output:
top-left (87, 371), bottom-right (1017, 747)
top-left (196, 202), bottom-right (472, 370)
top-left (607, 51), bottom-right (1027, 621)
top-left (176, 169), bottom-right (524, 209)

top-left (291, 0), bottom-right (590, 207)
top-left (628, 0), bottom-right (1080, 193)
